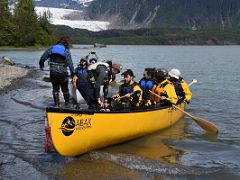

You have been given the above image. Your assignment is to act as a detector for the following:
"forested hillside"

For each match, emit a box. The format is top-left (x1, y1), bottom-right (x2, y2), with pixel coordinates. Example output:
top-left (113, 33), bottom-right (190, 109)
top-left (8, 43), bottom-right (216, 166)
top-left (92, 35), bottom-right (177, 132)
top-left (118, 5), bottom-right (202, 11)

top-left (54, 25), bottom-right (240, 45)
top-left (0, 0), bottom-right (55, 47)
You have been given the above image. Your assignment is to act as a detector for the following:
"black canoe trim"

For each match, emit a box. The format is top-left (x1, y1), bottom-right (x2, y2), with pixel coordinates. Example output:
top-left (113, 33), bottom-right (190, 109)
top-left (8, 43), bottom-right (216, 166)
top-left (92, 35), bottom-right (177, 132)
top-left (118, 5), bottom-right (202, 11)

top-left (46, 104), bottom-right (176, 114)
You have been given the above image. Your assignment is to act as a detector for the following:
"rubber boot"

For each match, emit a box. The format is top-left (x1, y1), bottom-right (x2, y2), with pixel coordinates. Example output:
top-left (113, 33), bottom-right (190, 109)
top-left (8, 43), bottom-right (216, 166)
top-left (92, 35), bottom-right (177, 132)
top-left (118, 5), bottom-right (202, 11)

top-left (53, 92), bottom-right (60, 107)
top-left (63, 92), bottom-right (70, 106)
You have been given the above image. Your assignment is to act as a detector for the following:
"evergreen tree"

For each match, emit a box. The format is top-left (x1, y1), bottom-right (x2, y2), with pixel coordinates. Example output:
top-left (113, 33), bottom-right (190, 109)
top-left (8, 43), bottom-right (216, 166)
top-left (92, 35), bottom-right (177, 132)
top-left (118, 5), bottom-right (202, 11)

top-left (13, 0), bottom-right (40, 46)
top-left (0, 0), bottom-right (15, 46)
top-left (36, 9), bottom-right (56, 45)
top-left (0, 0), bottom-right (55, 47)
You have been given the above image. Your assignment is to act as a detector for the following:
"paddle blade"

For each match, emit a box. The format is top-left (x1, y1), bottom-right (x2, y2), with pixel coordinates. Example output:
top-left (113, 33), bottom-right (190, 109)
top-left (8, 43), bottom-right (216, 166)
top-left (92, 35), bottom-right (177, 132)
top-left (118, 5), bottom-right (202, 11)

top-left (192, 116), bottom-right (218, 133)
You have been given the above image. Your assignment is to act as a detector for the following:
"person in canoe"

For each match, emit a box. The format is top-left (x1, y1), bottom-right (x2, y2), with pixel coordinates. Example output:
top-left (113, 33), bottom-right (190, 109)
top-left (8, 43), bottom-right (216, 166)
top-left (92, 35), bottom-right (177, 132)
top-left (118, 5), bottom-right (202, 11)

top-left (72, 60), bottom-right (122, 109)
top-left (75, 57), bottom-right (88, 78)
top-left (139, 67), bottom-right (156, 106)
top-left (111, 69), bottom-right (143, 108)
top-left (39, 36), bottom-right (75, 107)
top-left (150, 68), bottom-right (178, 106)
top-left (168, 68), bottom-right (192, 104)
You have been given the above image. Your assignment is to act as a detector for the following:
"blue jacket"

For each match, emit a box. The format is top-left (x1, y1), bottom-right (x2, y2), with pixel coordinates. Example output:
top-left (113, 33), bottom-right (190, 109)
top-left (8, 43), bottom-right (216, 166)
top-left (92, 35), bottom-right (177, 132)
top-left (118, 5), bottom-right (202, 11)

top-left (139, 78), bottom-right (154, 99)
top-left (75, 66), bottom-right (87, 77)
top-left (39, 44), bottom-right (74, 75)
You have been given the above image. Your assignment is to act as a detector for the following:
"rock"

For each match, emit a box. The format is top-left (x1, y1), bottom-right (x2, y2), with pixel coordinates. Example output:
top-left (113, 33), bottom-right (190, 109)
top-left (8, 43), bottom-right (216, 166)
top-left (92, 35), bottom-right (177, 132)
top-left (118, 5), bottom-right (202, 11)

top-left (0, 64), bottom-right (30, 93)
top-left (0, 56), bottom-right (14, 65)
top-left (94, 43), bottom-right (107, 48)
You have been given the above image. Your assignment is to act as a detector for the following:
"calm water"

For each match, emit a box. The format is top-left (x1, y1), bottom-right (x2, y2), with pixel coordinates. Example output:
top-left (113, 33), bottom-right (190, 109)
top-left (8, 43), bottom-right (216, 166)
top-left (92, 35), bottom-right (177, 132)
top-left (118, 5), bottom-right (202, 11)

top-left (0, 45), bottom-right (240, 179)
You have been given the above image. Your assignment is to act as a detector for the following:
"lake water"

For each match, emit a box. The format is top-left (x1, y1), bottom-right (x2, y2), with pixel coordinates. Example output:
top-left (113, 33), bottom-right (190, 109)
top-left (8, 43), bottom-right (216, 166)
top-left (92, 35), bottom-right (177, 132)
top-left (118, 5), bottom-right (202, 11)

top-left (0, 45), bottom-right (240, 179)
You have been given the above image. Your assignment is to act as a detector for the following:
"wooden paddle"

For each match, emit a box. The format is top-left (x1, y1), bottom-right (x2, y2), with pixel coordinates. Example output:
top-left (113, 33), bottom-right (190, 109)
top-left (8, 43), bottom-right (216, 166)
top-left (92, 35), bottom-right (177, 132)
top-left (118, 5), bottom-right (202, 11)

top-left (149, 90), bottom-right (218, 133)
top-left (171, 104), bottom-right (218, 133)
top-left (114, 94), bottom-right (130, 101)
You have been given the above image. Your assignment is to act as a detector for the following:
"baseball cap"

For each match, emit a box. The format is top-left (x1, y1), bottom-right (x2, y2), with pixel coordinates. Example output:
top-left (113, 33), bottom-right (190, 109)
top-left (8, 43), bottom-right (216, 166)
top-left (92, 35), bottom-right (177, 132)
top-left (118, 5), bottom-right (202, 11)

top-left (112, 61), bottom-right (122, 73)
top-left (80, 57), bottom-right (87, 62)
top-left (121, 69), bottom-right (135, 77)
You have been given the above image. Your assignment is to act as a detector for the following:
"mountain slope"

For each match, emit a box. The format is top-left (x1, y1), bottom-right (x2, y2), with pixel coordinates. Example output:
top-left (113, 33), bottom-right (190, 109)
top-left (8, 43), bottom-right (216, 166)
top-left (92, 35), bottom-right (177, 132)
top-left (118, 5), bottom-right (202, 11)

top-left (87, 0), bottom-right (240, 30)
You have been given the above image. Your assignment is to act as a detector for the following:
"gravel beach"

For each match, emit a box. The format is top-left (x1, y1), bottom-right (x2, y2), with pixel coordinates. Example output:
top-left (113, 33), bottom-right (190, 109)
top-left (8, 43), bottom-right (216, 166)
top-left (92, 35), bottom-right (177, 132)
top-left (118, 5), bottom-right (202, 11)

top-left (0, 64), bottom-right (30, 93)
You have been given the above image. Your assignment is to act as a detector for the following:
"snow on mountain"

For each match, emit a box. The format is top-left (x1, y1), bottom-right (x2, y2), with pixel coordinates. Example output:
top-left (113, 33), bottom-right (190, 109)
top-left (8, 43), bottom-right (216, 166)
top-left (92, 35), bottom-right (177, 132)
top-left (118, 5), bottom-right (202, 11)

top-left (72, 0), bottom-right (94, 7)
top-left (33, 0), bottom-right (94, 10)
top-left (36, 7), bottom-right (109, 32)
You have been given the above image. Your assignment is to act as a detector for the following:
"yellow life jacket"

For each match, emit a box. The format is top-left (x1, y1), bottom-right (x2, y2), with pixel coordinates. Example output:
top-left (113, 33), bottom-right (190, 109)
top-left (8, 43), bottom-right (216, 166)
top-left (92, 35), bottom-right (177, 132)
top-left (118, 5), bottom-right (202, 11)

top-left (180, 79), bottom-right (192, 103)
top-left (150, 81), bottom-right (168, 103)
top-left (150, 79), bottom-right (178, 105)
top-left (118, 81), bottom-right (143, 107)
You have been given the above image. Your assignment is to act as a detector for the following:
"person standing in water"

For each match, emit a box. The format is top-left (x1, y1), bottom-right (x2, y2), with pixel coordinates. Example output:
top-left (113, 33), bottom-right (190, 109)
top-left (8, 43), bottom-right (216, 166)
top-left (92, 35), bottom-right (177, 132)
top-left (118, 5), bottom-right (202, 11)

top-left (39, 37), bottom-right (75, 107)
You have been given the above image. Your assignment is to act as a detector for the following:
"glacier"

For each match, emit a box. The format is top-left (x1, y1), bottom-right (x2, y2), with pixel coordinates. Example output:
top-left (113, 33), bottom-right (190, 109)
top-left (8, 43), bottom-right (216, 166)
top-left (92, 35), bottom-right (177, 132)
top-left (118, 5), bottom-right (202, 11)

top-left (35, 6), bottom-right (109, 32)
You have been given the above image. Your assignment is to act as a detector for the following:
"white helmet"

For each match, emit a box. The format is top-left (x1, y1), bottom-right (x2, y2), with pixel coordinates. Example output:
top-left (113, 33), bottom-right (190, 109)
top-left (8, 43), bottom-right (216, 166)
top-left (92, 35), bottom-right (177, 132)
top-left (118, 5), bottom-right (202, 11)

top-left (168, 68), bottom-right (181, 79)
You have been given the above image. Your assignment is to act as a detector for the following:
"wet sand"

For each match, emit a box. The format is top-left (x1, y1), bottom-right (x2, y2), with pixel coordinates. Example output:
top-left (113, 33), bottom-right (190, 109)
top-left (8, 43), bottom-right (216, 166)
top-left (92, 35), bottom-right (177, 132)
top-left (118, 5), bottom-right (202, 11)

top-left (0, 64), bottom-right (30, 94)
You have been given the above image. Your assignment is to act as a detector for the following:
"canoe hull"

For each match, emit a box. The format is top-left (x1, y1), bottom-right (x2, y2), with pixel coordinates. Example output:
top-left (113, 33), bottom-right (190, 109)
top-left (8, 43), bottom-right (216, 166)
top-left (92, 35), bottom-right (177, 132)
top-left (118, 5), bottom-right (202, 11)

top-left (46, 103), bottom-right (185, 156)
top-left (69, 83), bottom-right (85, 104)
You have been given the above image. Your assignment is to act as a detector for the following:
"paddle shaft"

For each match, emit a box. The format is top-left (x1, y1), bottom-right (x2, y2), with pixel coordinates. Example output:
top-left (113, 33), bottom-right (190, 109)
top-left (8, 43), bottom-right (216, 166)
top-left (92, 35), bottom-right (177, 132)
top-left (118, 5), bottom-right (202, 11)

top-left (188, 79), bottom-right (197, 87)
top-left (171, 103), bottom-right (193, 118)
top-left (114, 93), bottom-right (133, 101)
top-left (188, 81), bottom-right (194, 87)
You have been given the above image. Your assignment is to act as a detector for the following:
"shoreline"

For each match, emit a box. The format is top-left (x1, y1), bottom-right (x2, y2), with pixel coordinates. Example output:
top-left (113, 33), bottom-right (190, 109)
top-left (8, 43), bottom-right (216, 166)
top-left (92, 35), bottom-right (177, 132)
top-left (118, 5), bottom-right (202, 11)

top-left (0, 47), bottom-right (46, 51)
top-left (1, 44), bottom-right (239, 51)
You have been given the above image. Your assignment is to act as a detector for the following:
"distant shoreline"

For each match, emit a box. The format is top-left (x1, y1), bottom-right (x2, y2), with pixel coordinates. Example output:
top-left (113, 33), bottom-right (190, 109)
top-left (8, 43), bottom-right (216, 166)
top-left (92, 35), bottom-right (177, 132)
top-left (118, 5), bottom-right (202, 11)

top-left (0, 43), bottom-right (239, 52)
top-left (0, 47), bottom-right (46, 51)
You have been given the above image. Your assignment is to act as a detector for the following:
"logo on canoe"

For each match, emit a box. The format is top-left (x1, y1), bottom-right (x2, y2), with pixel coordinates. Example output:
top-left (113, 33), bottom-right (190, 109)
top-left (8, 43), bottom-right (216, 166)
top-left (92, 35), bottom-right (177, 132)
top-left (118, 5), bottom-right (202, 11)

top-left (61, 116), bottom-right (76, 136)
top-left (60, 116), bottom-right (92, 136)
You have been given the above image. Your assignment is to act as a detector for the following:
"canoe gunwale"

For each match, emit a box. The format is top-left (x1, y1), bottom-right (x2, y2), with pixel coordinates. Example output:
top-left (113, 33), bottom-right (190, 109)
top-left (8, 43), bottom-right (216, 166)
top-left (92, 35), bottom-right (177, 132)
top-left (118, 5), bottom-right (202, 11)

top-left (46, 104), bottom-right (173, 114)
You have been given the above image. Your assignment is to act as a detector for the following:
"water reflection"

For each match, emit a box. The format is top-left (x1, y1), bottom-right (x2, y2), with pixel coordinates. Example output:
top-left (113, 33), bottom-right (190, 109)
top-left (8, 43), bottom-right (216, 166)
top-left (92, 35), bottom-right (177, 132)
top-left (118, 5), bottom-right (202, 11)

top-left (201, 132), bottom-right (218, 142)
top-left (101, 119), bottom-right (187, 163)
top-left (58, 155), bottom-right (142, 180)
top-left (58, 120), bottom-right (193, 178)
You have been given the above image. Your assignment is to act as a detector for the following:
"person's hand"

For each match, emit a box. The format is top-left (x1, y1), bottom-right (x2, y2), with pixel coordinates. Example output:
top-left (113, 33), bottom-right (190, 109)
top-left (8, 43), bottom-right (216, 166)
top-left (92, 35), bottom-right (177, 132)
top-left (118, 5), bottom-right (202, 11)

top-left (125, 93), bottom-right (131, 98)
top-left (103, 99), bottom-right (109, 108)
top-left (97, 98), bottom-right (104, 108)
top-left (160, 96), bottom-right (167, 100)
top-left (72, 75), bottom-right (78, 88)
top-left (109, 81), bottom-right (116, 87)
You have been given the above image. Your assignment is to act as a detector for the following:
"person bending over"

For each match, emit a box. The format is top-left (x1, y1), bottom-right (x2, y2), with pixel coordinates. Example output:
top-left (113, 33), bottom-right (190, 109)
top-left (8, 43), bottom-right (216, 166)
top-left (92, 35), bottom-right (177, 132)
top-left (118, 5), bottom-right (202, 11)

top-left (73, 61), bottom-right (122, 109)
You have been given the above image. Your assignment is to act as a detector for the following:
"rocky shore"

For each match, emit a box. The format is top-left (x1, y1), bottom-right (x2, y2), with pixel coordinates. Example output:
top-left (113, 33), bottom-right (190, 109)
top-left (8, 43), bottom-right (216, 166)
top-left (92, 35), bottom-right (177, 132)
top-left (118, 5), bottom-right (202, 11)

top-left (0, 56), bottom-right (31, 94)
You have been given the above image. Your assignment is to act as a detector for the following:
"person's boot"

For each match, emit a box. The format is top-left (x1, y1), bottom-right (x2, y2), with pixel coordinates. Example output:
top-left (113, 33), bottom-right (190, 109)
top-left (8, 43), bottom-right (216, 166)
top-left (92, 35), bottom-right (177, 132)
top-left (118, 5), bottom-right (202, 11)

top-left (63, 92), bottom-right (70, 106)
top-left (53, 92), bottom-right (60, 107)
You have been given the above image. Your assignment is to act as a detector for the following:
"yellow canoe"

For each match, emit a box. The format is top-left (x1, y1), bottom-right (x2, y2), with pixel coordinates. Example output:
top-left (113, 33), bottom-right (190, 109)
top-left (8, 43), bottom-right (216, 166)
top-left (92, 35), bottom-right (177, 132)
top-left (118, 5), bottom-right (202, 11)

top-left (46, 103), bottom-right (185, 156)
